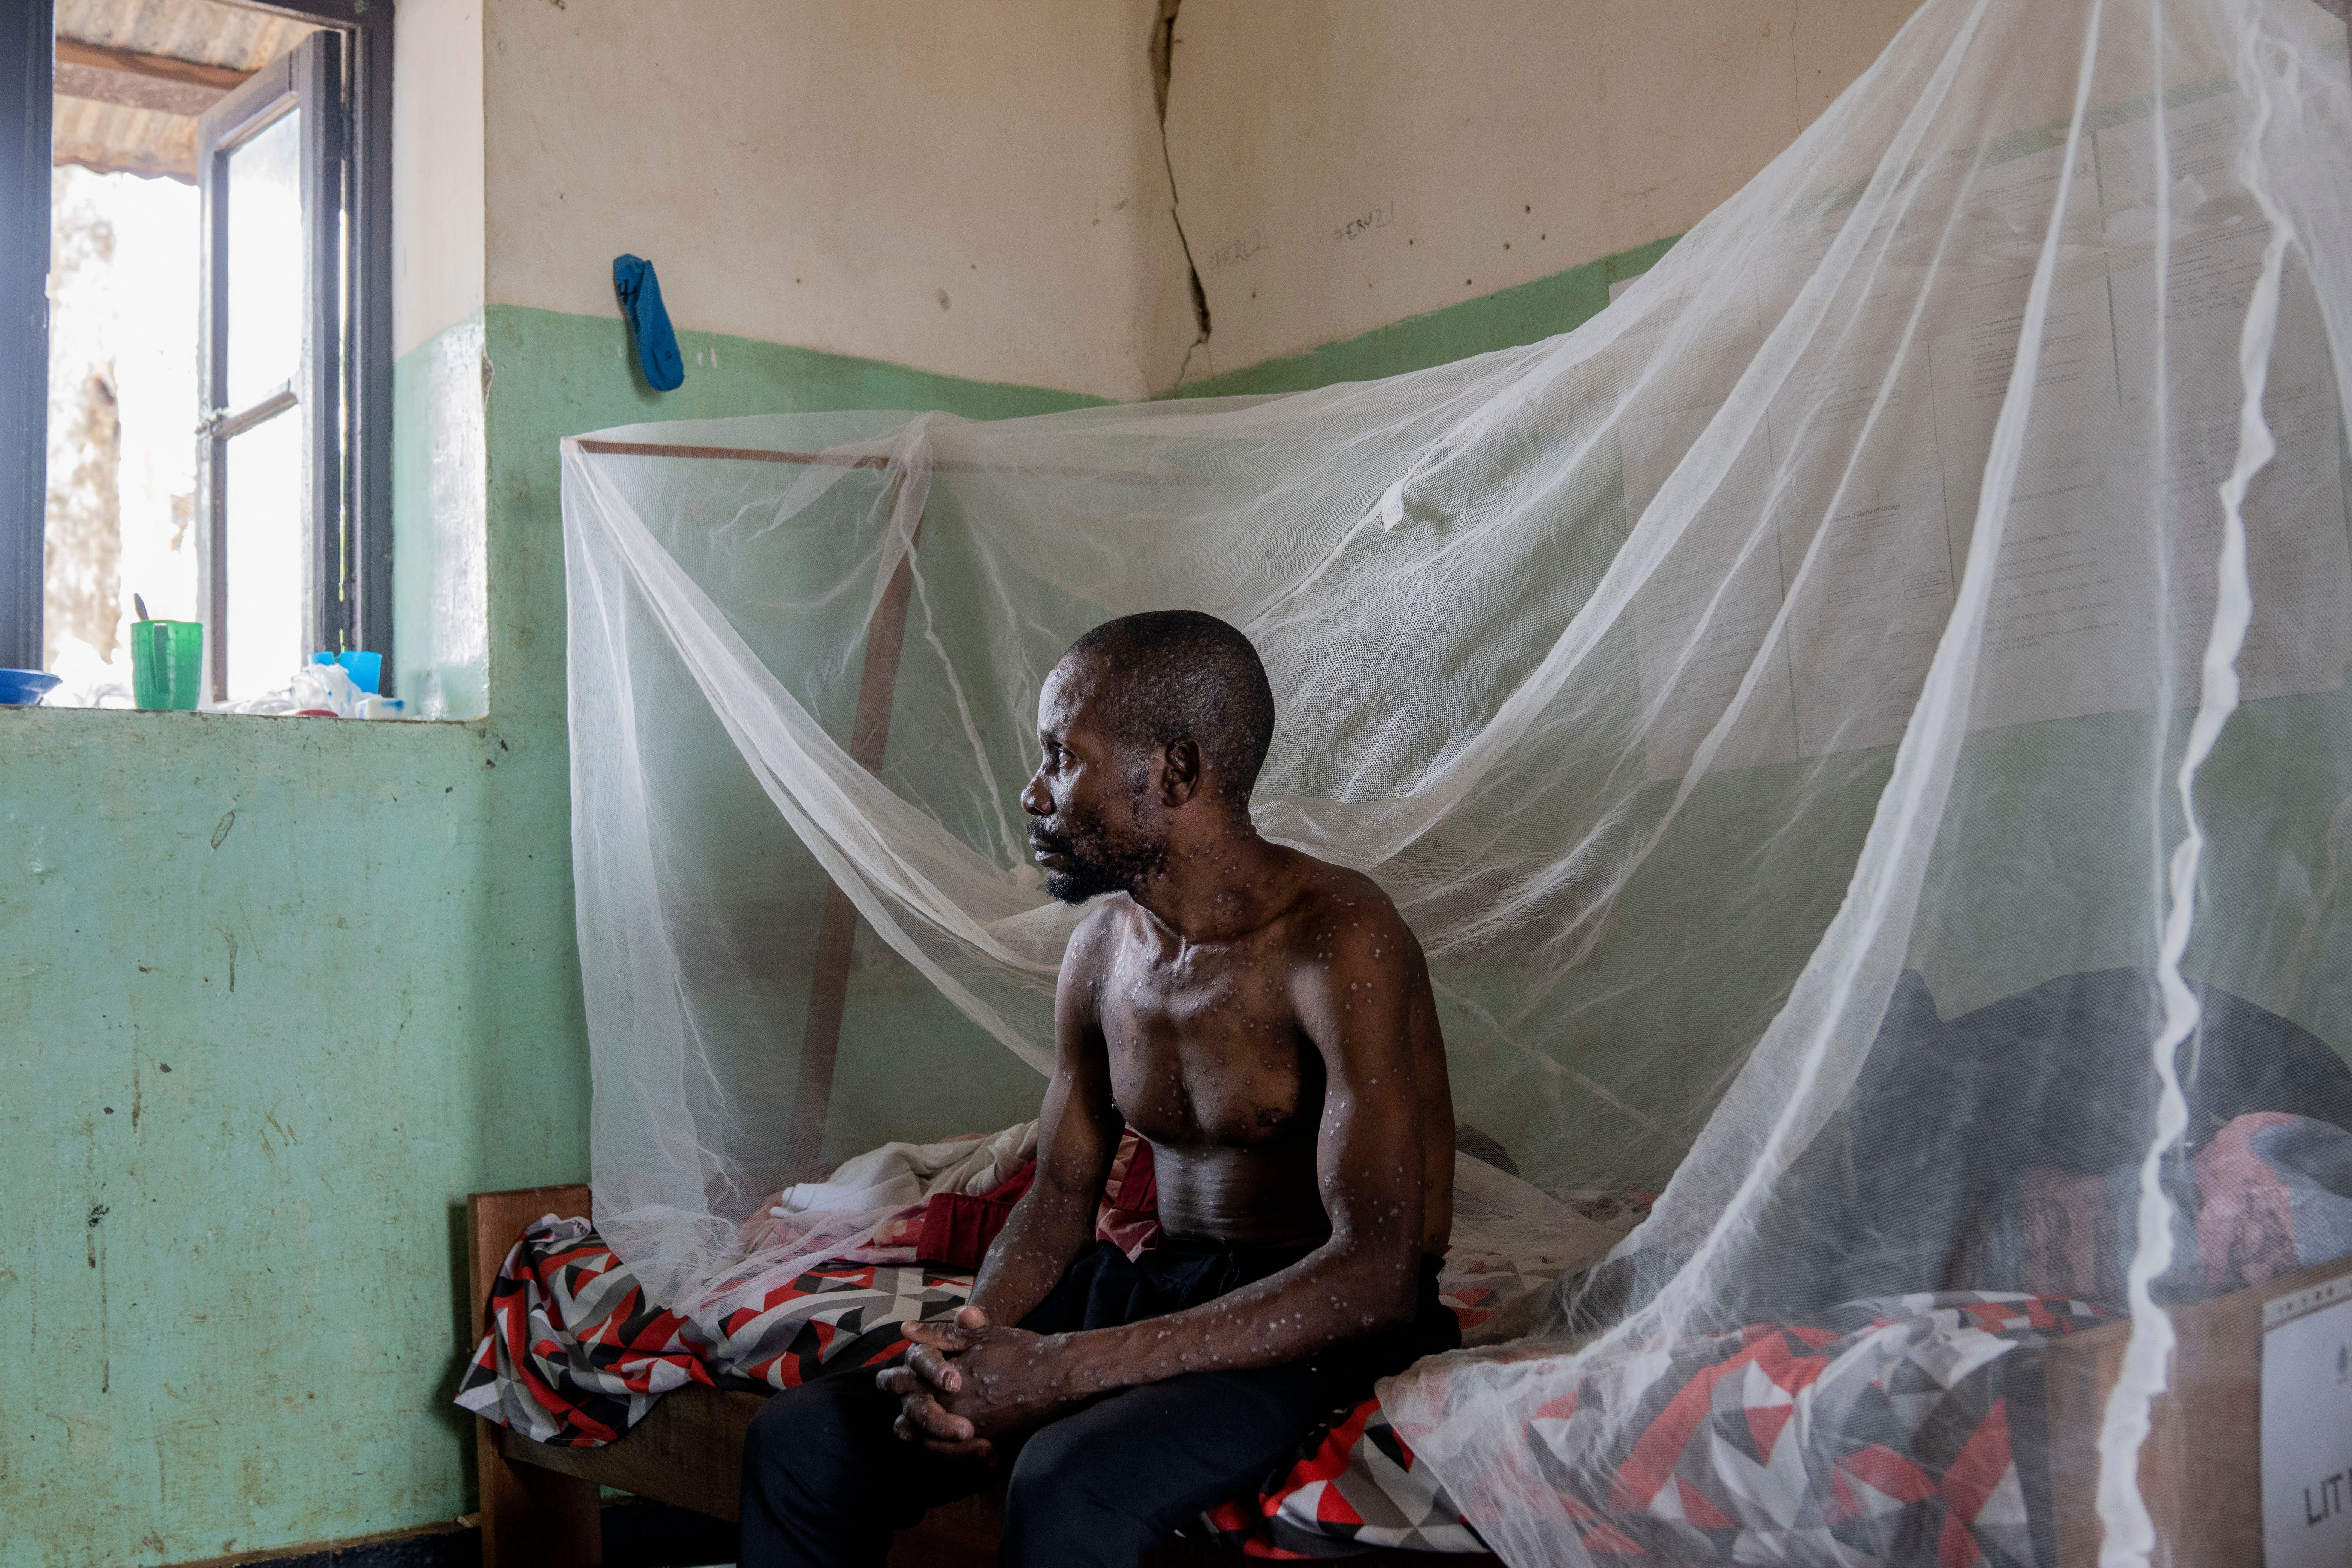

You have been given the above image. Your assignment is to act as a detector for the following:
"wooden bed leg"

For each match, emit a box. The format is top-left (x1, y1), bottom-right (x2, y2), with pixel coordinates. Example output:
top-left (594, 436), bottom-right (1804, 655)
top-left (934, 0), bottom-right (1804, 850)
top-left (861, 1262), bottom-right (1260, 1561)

top-left (478, 1415), bottom-right (603, 1566)
top-left (469, 1187), bottom-right (607, 1566)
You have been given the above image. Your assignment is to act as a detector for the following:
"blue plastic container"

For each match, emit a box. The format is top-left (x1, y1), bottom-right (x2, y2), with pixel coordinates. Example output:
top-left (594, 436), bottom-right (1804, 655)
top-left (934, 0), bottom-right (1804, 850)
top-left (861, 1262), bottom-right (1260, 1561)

top-left (311, 649), bottom-right (384, 694)
top-left (0, 669), bottom-right (61, 706)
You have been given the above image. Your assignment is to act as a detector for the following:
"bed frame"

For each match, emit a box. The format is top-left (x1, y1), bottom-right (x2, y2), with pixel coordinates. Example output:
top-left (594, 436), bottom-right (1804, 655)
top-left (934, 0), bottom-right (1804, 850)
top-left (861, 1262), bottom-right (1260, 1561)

top-left (466, 1184), bottom-right (1501, 1567)
top-left (468, 1184), bottom-right (2328, 1566)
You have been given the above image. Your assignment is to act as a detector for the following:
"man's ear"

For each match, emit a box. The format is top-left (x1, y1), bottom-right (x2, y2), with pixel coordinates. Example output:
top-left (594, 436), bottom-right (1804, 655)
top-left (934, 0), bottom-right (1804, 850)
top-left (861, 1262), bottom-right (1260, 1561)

top-left (1159, 738), bottom-right (1204, 808)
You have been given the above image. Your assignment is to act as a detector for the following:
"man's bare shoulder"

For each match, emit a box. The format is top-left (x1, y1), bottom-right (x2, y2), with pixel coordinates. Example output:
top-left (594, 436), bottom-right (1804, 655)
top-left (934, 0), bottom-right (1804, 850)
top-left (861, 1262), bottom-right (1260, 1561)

top-left (1273, 852), bottom-right (1424, 975)
top-left (1058, 896), bottom-right (1133, 979)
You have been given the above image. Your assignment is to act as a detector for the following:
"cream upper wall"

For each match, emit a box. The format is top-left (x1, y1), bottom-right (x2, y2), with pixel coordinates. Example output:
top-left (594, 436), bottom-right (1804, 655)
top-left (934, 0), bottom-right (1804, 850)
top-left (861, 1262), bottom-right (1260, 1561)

top-left (1160, 0), bottom-right (1926, 384)
top-left (395, 0), bottom-right (1930, 395)
top-left (391, 0), bottom-right (487, 359)
top-left (475, 0), bottom-right (1197, 402)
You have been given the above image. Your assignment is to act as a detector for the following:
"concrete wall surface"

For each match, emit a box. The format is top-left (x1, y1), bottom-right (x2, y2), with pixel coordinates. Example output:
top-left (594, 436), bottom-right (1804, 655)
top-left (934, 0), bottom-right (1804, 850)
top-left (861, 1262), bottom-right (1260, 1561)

top-left (418, 0), bottom-right (1934, 399)
top-left (0, 698), bottom-right (576, 1567)
top-left (1160, 0), bottom-right (1924, 384)
top-left (478, 0), bottom-right (1198, 402)
top-left (392, 0), bottom-right (487, 359)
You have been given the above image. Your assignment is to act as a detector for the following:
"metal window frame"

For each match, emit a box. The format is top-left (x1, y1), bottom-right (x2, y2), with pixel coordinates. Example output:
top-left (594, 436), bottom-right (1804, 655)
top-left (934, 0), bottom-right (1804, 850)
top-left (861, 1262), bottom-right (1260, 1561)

top-left (196, 34), bottom-right (341, 698)
top-left (0, 0), bottom-right (392, 690)
top-left (200, 0), bottom-right (395, 697)
top-left (0, 0), bottom-right (53, 673)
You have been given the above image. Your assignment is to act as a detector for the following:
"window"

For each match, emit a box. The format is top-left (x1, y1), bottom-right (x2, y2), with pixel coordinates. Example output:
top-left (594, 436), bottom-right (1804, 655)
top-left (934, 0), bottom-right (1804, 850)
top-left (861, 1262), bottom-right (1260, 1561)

top-left (200, 34), bottom-right (343, 699)
top-left (0, 0), bottom-right (390, 704)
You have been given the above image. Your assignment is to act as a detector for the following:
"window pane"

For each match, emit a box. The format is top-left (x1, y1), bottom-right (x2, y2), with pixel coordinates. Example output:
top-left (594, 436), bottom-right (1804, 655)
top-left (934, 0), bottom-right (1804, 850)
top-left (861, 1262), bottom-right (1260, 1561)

top-left (222, 410), bottom-right (306, 700)
top-left (224, 108), bottom-right (303, 413)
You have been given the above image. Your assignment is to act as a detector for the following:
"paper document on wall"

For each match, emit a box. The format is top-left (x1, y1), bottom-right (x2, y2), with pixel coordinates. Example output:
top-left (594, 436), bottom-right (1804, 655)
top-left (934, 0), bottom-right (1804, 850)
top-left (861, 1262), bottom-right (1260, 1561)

top-left (1775, 343), bottom-right (1958, 760)
top-left (1932, 263), bottom-right (2138, 734)
top-left (1624, 403), bottom-right (1799, 779)
top-left (1627, 101), bottom-right (2351, 782)
top-left (2098, 91), bottom-right (2352, 712)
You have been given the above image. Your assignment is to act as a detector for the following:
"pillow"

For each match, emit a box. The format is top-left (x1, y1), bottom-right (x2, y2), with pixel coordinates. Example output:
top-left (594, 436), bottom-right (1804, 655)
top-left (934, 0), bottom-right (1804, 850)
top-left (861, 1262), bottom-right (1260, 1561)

top-left (2195, 1111), bottom-right (2352, 1294)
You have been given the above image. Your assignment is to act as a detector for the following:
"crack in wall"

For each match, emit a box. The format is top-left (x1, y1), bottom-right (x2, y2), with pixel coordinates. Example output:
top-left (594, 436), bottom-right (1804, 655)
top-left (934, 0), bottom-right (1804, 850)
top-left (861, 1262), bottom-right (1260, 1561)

top-left (1152, 0), bottom-right (1212, 386)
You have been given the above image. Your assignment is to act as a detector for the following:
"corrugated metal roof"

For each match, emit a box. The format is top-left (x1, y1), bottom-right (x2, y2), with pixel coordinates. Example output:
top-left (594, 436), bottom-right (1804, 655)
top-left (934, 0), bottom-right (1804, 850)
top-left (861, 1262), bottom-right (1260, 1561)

top-left (54, 0), bottom-right (321, 183)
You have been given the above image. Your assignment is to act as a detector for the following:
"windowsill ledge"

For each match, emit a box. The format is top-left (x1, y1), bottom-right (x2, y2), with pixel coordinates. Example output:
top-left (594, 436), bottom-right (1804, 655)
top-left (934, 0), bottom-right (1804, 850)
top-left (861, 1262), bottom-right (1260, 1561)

top-left (1, 704), bottom-right (489, 725)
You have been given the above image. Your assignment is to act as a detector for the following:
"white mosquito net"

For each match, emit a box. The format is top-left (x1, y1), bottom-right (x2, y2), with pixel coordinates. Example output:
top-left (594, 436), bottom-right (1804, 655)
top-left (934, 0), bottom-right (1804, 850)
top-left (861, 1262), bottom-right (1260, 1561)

top-left (561, 0), bottom-right (2352, 1559)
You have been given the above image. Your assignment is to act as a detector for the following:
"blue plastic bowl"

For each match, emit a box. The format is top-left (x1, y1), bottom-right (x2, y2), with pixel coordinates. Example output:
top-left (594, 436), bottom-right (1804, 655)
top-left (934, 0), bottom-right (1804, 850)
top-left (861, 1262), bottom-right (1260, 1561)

top-left (0, 669), bottom-right (62, 706)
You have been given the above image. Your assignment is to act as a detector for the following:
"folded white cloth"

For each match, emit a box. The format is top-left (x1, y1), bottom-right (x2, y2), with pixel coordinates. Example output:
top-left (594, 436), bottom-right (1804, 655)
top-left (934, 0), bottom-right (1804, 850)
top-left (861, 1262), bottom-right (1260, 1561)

top-left (684, 1120), bottom-right (1045, 1325)
top-left (766, 1119), bottom-right (1040, 1220)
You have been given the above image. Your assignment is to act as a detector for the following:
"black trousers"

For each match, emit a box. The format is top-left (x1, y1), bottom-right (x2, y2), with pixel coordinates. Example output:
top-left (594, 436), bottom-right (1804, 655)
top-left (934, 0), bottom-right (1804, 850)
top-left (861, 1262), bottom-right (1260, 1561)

top-left (736, 1237), bottom-right (1458, 1568)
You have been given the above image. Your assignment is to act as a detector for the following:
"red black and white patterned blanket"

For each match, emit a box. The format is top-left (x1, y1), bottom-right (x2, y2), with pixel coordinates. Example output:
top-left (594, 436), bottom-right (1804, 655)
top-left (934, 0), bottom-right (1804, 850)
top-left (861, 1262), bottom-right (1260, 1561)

top-left (454, 1216), bottom-right (976, 1444)
top-left (1328, 1293), bottom-right (2109, 1566)
top-left (457, 1219), bottom-right (2102, 1560)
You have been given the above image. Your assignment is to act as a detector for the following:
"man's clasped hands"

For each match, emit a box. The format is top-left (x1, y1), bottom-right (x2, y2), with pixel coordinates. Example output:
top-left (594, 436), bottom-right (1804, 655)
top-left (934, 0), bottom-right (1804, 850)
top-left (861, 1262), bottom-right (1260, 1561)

top-left (877, 1306), bottom-right (1089, 1462)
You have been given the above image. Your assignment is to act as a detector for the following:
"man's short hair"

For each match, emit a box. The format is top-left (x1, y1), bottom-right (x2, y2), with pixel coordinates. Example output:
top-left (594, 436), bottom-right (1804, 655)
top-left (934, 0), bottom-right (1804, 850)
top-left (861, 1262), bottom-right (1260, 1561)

top-left (1064, 611), bottom-right (1276, 807)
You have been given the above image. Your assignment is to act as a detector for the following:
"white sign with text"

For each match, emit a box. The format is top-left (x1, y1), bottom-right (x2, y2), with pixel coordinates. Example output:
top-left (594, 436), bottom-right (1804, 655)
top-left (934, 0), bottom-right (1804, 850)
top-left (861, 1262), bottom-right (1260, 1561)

top-left (2265, 1273), bottom-right (2352, 1568)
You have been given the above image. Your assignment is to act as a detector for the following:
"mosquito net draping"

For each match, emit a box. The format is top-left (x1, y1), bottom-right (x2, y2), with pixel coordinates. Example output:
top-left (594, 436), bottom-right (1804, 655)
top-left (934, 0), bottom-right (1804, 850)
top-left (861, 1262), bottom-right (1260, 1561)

top-left (561, 0), bottom-right (2352, 1559)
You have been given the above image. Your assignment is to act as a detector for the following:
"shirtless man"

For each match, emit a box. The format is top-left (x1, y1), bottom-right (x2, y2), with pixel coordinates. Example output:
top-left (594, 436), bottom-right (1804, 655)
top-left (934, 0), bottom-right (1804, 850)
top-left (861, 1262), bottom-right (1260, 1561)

top-left (738, 610), bottom-right (1456, 1568)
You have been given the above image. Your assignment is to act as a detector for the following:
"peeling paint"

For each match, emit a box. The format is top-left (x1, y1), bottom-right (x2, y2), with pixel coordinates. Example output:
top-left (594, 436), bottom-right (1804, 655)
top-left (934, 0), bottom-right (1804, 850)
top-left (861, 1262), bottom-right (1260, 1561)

top-left (85, 1205), bottom-right (110, 1394)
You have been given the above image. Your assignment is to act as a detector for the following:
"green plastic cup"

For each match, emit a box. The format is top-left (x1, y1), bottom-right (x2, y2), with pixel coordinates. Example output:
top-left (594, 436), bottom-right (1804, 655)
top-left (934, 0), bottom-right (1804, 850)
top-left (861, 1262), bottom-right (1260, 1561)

top-left (130, 619), bottom-right (204, 710)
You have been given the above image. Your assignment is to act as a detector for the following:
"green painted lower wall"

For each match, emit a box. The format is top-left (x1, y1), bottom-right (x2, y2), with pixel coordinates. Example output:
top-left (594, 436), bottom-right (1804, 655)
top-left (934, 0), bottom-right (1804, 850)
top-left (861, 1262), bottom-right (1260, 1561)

top-left (0, 304), bottom-right (1098, 1568)
top-left (0, 710), bottom-right (574, 1567)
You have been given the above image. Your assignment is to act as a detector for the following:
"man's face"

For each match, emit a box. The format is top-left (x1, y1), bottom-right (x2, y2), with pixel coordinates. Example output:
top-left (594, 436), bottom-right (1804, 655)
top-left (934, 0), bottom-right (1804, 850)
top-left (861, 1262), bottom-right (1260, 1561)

top-left (1021, 657), bottom-right (1167, 905)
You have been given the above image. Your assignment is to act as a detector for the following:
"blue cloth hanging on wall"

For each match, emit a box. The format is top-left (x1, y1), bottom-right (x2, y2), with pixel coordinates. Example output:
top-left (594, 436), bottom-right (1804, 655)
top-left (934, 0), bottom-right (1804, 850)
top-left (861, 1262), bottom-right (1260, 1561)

top-left (613, 254), bottom-right (686, 391)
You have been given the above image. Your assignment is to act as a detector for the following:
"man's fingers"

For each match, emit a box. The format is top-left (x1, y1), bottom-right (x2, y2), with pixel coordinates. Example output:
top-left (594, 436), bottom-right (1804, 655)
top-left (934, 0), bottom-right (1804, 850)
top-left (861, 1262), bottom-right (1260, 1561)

top-left (905, 1344), bottom-right (962, 1393)
top-left (903, 1319), bottom-right (977, 1353)
top-left (896, 1390), bottom-right (973, 1444)
top-left (879, 1363), bottom-right (964, 1404)
top-left (905, 1305), bottom-right (987, 1348)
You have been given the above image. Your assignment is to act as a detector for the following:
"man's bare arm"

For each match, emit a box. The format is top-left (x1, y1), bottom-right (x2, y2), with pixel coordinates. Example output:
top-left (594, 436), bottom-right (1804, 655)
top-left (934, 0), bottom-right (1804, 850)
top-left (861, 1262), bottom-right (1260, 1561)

top-left (965, 915), bottom-right (1121, 1325)
top-left (880, 911), bottom-right (1121, 1455)
top-left (925, 908), bottom-right (1427, 1434)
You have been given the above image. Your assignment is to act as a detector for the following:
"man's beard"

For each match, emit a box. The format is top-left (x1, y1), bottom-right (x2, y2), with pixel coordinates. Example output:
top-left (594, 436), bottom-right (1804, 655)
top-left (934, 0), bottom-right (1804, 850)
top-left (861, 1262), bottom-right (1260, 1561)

top-left (1029, 819), bottom-right (1166, 906)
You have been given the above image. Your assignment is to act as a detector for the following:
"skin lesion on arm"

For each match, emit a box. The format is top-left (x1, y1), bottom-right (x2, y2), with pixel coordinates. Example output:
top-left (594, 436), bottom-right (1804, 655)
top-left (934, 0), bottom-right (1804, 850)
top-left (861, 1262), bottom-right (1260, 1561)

top-left (1290, 905), bottom-right (1431, 1317)
top-left (885, 914), bottom-right (1124, 1456)
top-left (967, 913), bottom-right (1122, 1328)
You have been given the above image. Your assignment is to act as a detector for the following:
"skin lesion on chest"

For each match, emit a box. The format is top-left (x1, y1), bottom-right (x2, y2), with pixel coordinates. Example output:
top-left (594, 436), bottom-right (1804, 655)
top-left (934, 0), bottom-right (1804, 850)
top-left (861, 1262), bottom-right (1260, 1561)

top-left (1105, 1009), bottom-right (1323, 1150)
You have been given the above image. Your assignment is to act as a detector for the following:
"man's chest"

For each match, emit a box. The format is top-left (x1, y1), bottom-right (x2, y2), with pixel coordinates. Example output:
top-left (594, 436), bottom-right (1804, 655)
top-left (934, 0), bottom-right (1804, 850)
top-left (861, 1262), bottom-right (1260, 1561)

top-left (1096, 943), bottom-right (1320, 1146)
